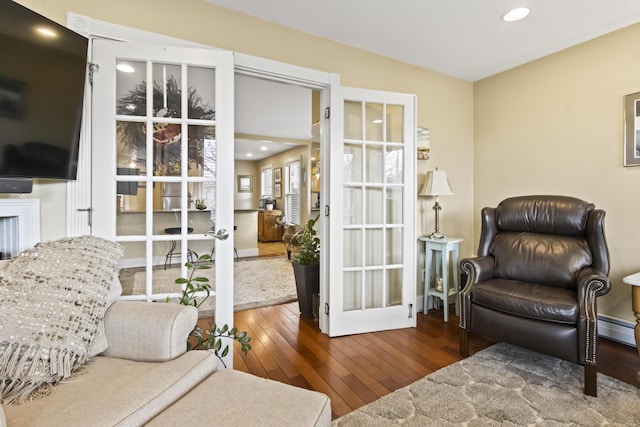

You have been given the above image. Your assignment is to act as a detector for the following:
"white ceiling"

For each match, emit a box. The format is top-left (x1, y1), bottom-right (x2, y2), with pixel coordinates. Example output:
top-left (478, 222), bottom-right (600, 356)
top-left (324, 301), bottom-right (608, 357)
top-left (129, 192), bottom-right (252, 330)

top-left (235, 138), bottom-right (302, 161)
top-left (206, 0), bottom-right (640, 82)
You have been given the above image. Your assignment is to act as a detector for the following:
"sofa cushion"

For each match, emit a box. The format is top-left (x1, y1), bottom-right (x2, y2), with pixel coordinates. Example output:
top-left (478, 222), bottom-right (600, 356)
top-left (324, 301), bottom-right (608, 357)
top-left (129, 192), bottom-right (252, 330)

top-left (3, 350), bottom-right (218, 426)
top-left (147, 369), bottom-right (331, 427)
top-left (0, 236), bottom-right (122, 404)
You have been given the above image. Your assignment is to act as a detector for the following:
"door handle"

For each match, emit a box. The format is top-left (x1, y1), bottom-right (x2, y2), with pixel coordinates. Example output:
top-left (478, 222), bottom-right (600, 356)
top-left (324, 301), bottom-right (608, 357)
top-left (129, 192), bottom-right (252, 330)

top-left (207, 229), bottom-right (229, 241)
top-left (77, 207), bottom-right (93, 227)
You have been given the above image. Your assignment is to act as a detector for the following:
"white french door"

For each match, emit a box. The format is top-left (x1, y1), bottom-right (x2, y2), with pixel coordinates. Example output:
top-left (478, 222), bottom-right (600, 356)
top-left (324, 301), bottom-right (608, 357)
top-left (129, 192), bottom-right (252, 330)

top-left (71, 14), bottom-right (418, 341)
top-left (326, 86), bottom-right (416, 336)
top-left (90, 40), bottom-right (235, 355)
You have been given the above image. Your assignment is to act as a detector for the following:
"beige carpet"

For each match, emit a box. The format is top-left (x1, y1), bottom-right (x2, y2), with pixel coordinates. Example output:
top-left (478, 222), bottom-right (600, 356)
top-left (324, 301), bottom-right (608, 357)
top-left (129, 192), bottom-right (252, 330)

top-left (333, 343), bottom-right (640, 426)
top-left (130, 256), bottom-right (297, 316)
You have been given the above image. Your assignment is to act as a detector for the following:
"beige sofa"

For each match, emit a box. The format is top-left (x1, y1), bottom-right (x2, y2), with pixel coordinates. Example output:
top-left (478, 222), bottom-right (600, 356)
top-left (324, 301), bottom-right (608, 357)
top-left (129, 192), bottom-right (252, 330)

top-left (0, 301), bottom-right (331, 426)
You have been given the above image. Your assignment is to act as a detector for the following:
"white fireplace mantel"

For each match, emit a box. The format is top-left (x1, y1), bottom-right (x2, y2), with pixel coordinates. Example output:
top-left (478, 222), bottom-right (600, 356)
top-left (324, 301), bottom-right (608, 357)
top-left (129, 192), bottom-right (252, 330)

top-left (0, 199), bottom-right (41, 257)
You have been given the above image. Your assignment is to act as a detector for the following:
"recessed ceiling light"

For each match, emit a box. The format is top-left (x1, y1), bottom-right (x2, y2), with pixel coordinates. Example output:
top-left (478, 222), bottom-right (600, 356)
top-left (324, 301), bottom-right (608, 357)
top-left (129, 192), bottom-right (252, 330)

top-left (260, 146), bottom-right (268, 151)
top-left (246, 153), bottom-right (253, 157)
top-left (35, 27), bottom-right (57, 38)
top-left (117, 63), bottom-right (135, 73)
top-left (502, 7), bottom-right (530, 22)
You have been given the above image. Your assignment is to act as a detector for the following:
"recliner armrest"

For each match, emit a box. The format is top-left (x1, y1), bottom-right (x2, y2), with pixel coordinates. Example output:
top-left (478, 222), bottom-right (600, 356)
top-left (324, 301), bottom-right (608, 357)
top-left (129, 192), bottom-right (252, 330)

top-left (460, 256), bottom-right (495, 287)
top-left (576, 267), bottom-right (610, 299)
top-left (100, 301), bottom-right (197, 362)
top-left (459, 256), bottom-right (495, 330)
top-left (576, 267), bottom-right (610, 364)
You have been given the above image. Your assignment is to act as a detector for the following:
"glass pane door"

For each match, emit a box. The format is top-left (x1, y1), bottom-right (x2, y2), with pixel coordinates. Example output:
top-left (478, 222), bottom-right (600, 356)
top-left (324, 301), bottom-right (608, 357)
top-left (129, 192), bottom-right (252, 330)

top-left (91, 40), bottom-right (235, 363)
top-left (113, 60), bottom-right (219, 297)
top-left (328, 86), bottom-right (416, 336)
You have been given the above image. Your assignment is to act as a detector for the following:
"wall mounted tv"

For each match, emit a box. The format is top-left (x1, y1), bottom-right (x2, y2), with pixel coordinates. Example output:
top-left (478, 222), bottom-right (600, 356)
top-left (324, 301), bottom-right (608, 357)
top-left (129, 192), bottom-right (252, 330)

top-left (0, 0), bottom-right (88, 181)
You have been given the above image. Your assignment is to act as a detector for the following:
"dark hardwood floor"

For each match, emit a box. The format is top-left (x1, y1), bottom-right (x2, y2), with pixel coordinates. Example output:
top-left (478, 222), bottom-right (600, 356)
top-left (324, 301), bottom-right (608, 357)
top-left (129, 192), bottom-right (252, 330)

top-left (199, 303), bottom-right (640, 420)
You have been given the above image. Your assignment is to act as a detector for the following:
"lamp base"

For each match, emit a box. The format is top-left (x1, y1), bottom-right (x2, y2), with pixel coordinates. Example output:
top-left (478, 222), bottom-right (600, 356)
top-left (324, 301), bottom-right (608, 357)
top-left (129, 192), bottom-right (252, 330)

top-left (429, 231), bottom-right (446, 239)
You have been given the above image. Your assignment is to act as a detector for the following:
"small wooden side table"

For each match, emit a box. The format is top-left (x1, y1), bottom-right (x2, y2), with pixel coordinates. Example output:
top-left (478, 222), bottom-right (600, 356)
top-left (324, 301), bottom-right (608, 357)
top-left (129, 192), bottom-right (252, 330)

top-left (622, 272), bottom-right (640, 357)
top-left (420, 236), bottom-right (463, 322)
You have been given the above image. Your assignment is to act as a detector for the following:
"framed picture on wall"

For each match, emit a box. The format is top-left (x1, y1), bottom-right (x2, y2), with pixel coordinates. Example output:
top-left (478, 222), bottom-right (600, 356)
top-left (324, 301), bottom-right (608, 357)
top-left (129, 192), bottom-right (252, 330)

top-left (624, 91), bottom-right (640, 166)
top-left (238, 175), bottom-right (253, 192)
top-left (274, 167), bottom-right (282, 183)
top-left (274, 183), bottom-right (282, 198)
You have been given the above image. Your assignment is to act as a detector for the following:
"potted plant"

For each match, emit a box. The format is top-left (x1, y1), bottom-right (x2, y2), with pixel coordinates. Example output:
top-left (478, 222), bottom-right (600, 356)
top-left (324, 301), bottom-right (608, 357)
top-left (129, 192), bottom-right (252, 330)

top-left (291, 214), bottom-right (320, 319)
top-left (194, 198), bottom-right (207, 210)
top-left (168, 252), bottom-right (251, 367)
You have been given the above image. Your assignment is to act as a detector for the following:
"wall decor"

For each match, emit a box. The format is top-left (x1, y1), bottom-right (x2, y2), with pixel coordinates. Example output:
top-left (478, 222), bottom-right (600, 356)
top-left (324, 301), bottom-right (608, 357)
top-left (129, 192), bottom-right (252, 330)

top-left (417, 127), bottom-right (431, 160)
top-left (274, 167), bottom-right (282, 183)
top-left (624, 91), bottom-right (640, 166)
top-left (274, 183), bottom-right (282, 198)
top-left (238, 175), bottom-right (253, 193)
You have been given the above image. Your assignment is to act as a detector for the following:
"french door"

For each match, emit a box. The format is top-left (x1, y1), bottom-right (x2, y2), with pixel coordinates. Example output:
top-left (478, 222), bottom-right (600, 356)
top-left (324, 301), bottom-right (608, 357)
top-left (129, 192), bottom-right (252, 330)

top-left (90, 40), bottom-right (235, 349)
top-left (70, 14), bottom-right (418, 341)
top-left (326, 86), bottom-right (416, 336)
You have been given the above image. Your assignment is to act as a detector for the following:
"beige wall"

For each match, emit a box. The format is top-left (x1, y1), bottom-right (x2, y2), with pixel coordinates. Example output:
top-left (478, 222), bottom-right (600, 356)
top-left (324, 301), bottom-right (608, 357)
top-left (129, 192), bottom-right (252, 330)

top-left (475, 23), bottom-right (640, 323)
top-left (234, 160), bottom-right (260, 210)
top-left (10, 0), bottom-right (632, 323)
top-left (258, 145), bottom-right (311, 223)
top-left (13, 0), bottom-right (475, 266)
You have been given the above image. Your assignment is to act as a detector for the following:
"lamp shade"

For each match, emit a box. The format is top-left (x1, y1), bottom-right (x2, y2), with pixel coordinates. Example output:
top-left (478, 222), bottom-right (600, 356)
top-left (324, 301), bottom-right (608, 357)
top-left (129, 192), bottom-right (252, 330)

top-left (419, 170), bottom-right (454, 197)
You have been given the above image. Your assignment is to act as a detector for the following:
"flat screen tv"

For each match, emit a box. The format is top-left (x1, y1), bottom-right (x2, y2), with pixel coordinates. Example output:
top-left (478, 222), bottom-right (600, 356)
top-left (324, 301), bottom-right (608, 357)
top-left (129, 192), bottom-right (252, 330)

top-left (0, 0), bottom-right (88, 181)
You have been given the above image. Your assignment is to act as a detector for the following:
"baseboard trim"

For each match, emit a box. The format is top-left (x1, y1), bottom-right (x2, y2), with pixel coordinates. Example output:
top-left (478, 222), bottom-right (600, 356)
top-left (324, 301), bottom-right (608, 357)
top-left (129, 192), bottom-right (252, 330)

top-left (238, 248), bottom-right (259, 258)
top-left (598, 315), bottom-right (636, 347)
top-left (119, 248), bottom-right (261, 269)
top-left (119, 256), bottom-right (165, 269)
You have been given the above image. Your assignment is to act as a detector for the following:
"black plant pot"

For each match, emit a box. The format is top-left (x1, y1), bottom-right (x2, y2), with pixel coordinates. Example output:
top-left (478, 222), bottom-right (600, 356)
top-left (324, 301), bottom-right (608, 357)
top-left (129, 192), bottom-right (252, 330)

top-left (292, 261), bottom-right (320, 319)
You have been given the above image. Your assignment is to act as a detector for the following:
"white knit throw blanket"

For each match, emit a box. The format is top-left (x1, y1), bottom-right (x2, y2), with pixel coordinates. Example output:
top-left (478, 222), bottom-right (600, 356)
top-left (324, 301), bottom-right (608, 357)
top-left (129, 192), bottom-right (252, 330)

top-left (0, 236), bottom-right (123, 404)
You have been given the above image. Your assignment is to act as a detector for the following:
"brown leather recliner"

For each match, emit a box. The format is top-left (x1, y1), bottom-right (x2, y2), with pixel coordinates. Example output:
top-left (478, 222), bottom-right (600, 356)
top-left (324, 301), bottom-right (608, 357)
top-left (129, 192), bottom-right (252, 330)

top-left (459, 195), bottom-right (610, 396)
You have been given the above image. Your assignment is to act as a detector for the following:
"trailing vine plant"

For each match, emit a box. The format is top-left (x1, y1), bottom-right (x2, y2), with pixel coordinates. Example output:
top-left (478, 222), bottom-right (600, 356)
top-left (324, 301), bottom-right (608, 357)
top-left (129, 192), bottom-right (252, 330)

top-left (167, 252), bottom-right (251, 367)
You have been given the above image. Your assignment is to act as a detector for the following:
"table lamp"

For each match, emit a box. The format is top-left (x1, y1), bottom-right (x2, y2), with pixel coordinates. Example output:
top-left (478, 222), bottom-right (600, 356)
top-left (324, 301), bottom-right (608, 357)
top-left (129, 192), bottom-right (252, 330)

top-left (419, 168), bottom-right (454, 239)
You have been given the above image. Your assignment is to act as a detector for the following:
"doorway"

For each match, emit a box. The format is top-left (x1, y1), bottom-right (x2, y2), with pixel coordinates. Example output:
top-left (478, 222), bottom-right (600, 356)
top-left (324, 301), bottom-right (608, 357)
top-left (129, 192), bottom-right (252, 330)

top-left (231, 74), bottom-right (320, 313)
top-left (68, 13), bottom-right (416, 340)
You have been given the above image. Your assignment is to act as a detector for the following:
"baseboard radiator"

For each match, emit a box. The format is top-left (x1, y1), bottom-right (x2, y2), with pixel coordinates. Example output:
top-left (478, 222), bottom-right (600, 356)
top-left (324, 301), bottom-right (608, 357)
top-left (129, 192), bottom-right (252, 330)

top-left (598, 315), bottom-right (636, 348)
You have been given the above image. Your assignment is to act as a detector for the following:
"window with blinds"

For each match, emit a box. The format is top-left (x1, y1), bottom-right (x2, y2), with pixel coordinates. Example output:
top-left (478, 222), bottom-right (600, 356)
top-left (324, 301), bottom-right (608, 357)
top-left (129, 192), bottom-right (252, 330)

top-left (261, 167), bottom-right (272, 198)
top-left (285, 160), bottom-right (301, 224)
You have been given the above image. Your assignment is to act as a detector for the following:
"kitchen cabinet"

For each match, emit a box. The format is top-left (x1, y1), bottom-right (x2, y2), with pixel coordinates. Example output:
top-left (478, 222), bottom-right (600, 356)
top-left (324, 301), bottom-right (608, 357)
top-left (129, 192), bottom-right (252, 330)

top-left (258, 209), bottom-right (282, 242)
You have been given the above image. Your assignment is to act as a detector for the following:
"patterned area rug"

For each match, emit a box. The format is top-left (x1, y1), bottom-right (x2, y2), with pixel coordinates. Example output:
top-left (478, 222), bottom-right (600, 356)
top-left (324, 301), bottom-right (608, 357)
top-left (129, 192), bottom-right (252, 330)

top-left (130, 256), bottom-right (297, 316)
top-left (333, 343), bottom-right (640, 426)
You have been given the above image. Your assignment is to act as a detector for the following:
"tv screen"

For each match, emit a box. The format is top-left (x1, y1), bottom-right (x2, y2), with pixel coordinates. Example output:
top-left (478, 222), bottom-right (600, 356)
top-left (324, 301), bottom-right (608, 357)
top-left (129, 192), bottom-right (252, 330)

top-left (0, 0), bottom-right (88, 180)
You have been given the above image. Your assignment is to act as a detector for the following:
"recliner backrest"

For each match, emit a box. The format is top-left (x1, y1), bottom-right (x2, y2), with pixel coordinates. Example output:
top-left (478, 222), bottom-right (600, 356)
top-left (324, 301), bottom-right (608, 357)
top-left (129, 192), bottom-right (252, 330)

top-left (486, 196), bottom-right (596, 289)
top-left (495, 196), bottom-right (594, 235)
top-left (490, 232), bottom-right (592, 288)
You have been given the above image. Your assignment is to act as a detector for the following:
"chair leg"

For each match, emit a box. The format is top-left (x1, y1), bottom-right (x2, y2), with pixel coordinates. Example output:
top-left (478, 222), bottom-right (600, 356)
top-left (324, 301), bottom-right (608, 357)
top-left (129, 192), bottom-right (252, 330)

top-left (164, 240), bottom-right (177, 270)
top-left (460, 328), bottom-right (470, 357)
top-left (584, 364), bottom-right (597, 397)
